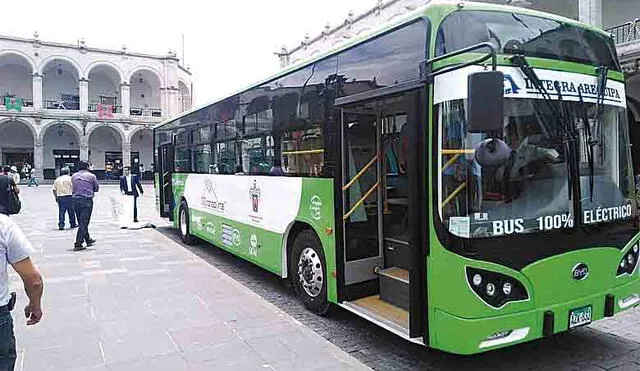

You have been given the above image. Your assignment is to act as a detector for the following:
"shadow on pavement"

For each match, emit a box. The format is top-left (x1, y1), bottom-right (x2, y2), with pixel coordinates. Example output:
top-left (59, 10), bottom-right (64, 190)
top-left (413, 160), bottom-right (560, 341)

top-left (157, 227), bottom-right (640, 371)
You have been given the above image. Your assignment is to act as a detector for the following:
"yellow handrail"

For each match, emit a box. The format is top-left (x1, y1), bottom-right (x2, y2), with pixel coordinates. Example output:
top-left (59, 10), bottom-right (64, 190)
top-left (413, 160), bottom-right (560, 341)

top-left (441, 153), bottom-right (461, 172)
top-left (282, 149), bottom-right (325, 155)
top-left (441, 182), bottom-right (466, 209)
top-left (342, 154), bottom-right (378, 191)
top-left (343, 181), bottom-right (379, 220)
top-left (441, 149), bottom-right (474, 155)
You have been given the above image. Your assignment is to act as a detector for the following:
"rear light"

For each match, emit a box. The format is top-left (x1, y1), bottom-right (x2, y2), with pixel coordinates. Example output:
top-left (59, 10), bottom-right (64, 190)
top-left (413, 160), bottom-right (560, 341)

top-left (466, 267), bottom-right (528, 308)
top-left (617, 243), bottom-right (639, 276)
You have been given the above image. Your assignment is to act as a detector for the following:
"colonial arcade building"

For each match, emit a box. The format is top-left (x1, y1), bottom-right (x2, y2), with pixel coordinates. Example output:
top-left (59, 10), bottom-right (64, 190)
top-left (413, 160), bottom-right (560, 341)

top-left (0, 33), bottom-right (192, 179)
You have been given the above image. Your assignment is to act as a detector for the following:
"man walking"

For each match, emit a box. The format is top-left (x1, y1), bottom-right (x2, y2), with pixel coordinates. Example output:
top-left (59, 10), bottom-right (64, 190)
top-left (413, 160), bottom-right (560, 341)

top-left (52, 167), bottom-right (76, 230)
top-left (0, 166), bottom-right (19, 216)
top-left (72, 161), bottom-right (98, 251)
top-left (0, 213), bottom-right (44, 369)
top-left (120, 166), bottom-right (144, 223)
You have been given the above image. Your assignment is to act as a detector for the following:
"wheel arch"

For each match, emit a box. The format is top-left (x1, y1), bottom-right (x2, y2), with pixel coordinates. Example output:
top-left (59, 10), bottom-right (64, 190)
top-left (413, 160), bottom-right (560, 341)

top-left (281, 220), bottom-right (321, 279)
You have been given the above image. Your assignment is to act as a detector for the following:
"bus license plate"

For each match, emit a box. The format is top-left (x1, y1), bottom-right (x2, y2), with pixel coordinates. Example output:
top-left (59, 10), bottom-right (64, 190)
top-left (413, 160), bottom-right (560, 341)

top-left (568, 305), bottom-right (592, 329)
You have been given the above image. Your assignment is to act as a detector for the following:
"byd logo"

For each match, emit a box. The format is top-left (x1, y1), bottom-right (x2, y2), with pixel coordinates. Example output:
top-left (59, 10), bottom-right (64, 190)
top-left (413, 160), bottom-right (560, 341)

top-left (572, 263), bottom-right (589, 280)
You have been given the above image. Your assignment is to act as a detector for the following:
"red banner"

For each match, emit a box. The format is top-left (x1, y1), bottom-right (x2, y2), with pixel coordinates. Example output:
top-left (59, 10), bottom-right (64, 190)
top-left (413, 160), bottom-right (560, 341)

top-left (97, 103), bottom-right (114, 118)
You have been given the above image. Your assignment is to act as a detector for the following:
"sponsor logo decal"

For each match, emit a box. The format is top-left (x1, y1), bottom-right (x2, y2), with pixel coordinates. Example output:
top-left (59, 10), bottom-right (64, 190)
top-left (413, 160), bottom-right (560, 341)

top-left (222, 223), bottom-right (241, 247)
top-left (200, 178), bottom-right (226, 213)
top-left (249, 234), bottom-right (258, 257)
top-left (249, 179), bottom-right (261, 213)
top-left (309, 195), bottom-right (322, 221)
top-left (572, 263), bottom-right (589, 280)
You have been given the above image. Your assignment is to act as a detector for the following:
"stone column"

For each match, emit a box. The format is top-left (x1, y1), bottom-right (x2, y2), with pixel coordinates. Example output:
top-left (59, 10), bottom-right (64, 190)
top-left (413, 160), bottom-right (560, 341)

top-left (578, 0), bottom-right (602, 28)
top-left (79, 136), bottom-right (89, 162)
top-left (160, 88), bottom-right (167, 117)
top-left (121, 83), bottom-right (130, 116)
top-left (123, 141), bottom-right (131, 168)
top-left (32, 73), bottom-right (43, 110)
top-left (34, 140), bottom-right (44, 179)
top-left (79, 78), bottom-right (89, 113)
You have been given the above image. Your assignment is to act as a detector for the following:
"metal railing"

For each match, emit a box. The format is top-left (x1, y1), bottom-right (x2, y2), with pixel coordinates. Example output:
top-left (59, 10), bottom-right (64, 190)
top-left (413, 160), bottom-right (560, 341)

top-left (606, 18), bottom-right (640, 45)
top-left (44, 99), bottom-right (79, 110)
top-left (88, 103), bottom-right (122, 114)
top-left (130, 107), bottom-right (162, 117)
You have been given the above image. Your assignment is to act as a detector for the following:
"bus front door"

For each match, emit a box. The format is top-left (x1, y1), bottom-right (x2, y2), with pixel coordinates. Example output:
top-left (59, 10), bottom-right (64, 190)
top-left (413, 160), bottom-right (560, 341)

top-left (338, 90), bottom-right (426, 341)
top-left (158, 143), bottom-right (175, 219)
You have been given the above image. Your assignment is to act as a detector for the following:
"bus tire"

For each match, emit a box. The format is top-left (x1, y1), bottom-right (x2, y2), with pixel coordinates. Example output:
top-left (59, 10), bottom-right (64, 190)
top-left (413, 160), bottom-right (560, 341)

top-left (178, 201), bottom-right (193, 245)
top-left (290, 230), bottom-right (331, 315)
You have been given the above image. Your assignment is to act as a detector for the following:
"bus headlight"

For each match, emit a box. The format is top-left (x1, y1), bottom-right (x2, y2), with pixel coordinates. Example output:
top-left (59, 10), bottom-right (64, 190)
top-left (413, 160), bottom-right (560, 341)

top-left (617, 243), bottom-right (639, 276)
top-left (466, 267), bottom-right (528, 308)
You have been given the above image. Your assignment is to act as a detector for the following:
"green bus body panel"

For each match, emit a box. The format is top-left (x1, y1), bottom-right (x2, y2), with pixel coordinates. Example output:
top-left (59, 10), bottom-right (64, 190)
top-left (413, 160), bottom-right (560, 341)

top-left (170, 174), bottom-right (338, 303)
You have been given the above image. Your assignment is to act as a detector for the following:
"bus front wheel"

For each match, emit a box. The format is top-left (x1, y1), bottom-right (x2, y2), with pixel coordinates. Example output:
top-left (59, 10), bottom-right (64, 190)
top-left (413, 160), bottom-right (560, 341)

top-left (291, 230), bottom-right (330, 315)
top-left (178, 201), bottom-right (193, 245)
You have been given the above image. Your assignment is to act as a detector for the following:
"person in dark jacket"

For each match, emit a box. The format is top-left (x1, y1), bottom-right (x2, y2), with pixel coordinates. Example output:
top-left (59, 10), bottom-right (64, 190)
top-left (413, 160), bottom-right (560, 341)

top-left (119, 166), bottom-right (144, 223)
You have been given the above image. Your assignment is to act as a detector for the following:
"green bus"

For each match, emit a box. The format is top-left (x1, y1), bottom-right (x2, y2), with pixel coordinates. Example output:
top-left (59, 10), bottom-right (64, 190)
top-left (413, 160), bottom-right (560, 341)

top-left (154, 0), bottom-right (640, 354)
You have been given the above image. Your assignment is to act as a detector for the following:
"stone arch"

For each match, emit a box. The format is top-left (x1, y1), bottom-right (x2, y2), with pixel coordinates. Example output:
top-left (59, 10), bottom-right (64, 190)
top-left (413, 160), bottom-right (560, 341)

top-left (38, 55), bottom-right (82, 77)
top-left (0, 50), bottom-right (36, 73)
top-left (0, 117), bottom-right (37, 141)
top-left (85, 61), bottom-right (125, 84)
top-left (38, 119), bottom-right (82, 143)
top-left (127, 124), bottom-right (152, 142)
top-left (127, 66), bottom-right (164, 87)
top-left (86, 122), bottom-right (126, 143)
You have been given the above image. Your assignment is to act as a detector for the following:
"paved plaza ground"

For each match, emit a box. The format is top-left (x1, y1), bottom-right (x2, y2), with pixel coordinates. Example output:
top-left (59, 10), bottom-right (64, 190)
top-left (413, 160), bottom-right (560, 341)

top-left (8, 185), bottom-right (369, 371)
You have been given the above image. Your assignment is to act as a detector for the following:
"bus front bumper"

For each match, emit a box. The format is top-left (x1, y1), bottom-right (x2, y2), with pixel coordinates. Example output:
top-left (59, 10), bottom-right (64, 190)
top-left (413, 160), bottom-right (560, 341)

top-left (432, 278), bottom-right (640, 355)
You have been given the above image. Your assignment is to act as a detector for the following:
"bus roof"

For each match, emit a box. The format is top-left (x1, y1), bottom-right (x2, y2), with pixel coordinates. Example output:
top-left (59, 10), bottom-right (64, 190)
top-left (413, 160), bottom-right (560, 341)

top-left (155, 0), bottom-right (613, 130)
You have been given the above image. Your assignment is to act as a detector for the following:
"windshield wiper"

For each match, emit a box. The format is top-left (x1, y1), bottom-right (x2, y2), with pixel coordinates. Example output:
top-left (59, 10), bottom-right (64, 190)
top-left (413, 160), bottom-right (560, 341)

top-left (578, 90), bottom-right (595, 202)
top-left (511, 54), bottom-right (582, 225)
top-left (510, 55), bottom-right (566, 138)
top-left (593, 66), bottom-right (608, 155)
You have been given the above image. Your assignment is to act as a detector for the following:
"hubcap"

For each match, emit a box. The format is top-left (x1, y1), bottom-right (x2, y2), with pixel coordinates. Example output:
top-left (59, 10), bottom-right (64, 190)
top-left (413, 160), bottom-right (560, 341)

top-left (297, 247), bottom-right (323, 298)
top-left (180, 208), bottom-right (187, 236)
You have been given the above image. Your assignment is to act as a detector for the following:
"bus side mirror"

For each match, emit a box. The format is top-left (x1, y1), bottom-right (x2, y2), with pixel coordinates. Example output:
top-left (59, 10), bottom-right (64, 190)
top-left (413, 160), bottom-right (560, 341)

top-left (467, 71), bottom-right (504, 134)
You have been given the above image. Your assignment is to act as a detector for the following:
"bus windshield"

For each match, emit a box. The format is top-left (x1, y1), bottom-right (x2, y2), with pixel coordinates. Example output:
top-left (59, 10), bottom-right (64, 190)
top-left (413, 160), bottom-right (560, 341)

top-left (438, 98), bottom-right (635, 238)
top-left (436, 10), bottom-right (620, 70)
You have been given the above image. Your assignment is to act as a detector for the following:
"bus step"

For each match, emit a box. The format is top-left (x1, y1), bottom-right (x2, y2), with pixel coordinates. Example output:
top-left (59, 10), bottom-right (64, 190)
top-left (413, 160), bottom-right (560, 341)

top-left (384, 238), bottom-right (410, 270)
top-left (378, 267), bottom-right (409, 310)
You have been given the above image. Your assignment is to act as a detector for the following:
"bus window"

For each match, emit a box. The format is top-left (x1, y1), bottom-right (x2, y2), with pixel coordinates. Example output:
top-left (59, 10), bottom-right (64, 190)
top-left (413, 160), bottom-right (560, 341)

top-left (241, 136), bottom-right (274, 175)
top-left (281, 127), bottom-right (323, 176)
top-left (193, 144), bottom-right (212, 173)
top-left (215, 141), bottom-right (237, 174)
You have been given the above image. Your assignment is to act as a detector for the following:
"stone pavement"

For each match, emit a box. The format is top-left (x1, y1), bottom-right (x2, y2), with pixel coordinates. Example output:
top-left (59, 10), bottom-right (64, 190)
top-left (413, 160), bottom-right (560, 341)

top-left (8, 185), bottom-right (369, 371)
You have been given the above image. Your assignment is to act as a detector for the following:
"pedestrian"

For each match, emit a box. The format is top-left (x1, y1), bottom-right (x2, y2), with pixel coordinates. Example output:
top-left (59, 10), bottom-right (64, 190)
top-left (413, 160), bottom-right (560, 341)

top-left (27, 168), bottom-right (38, 187)
top-left (0, 213), bottom-right (44, 369)
top-left (71, 161), bottom-right (98, 251)
top-left (9, 167), bottom-right (19, 186)
top-left (119, 166), bottom-right (144, 223)
top-left (52, 167), bottom-right (77, 231)
top-left (0, 166), bottom-right (19, 216)
top-left (138, 163), bottom-right (145, 179)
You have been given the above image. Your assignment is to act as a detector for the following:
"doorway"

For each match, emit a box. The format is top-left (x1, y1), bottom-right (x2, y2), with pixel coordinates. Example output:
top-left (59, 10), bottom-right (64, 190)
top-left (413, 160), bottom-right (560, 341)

top-left (338, 91), bottom-right (423, 338)
top-left (157, 143), bottom-right (174, 219)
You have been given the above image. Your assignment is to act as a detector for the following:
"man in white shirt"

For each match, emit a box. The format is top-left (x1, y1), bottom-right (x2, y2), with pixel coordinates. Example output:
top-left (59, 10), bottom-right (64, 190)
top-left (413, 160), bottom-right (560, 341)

top-left (119, 166), bottom-right (144, 223)
top-left (0, 214), bottom-right (44, 369)
top-left (52, 167), bottom-right (77, 230)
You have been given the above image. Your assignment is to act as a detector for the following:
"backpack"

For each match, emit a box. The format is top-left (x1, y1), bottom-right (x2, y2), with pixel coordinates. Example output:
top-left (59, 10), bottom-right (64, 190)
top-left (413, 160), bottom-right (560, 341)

top-left (5, 178), bottom-right (21, 215)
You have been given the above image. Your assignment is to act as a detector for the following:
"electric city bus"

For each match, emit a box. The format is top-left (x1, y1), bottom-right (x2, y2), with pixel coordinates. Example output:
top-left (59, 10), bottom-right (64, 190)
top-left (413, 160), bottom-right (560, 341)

top-left (154, 0), bottom-right (640, 354)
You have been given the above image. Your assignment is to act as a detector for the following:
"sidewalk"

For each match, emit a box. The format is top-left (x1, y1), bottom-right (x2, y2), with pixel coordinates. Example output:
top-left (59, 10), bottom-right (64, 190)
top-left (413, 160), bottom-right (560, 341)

top-left (9, 185), bottom-right (369, 370)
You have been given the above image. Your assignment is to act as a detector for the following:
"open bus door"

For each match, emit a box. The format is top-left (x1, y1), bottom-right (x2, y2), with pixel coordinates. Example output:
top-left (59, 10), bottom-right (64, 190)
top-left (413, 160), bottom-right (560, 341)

top-left (157, 143), bottom-right (175, 220)
top-left (334, 86), bottom-right (427, 342)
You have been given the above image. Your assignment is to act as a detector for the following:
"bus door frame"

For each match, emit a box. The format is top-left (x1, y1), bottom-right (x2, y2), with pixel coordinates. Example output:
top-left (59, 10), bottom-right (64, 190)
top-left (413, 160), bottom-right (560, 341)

top-left (158, 143), bottom-right (175, 220)
top-left (335, 81), bottom-right (428, 340)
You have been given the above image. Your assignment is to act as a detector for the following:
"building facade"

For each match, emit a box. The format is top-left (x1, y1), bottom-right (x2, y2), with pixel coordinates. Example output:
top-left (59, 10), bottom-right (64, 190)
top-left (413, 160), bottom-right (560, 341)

top-left (0, 33), bottom-right (192, 179)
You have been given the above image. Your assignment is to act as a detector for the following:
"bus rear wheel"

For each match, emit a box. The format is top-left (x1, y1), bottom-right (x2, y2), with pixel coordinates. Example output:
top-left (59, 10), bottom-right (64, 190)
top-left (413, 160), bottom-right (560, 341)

top-left (290, 230), bottom-right (330, 315)
top-left (178, 201), bottom-right (193, 245)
